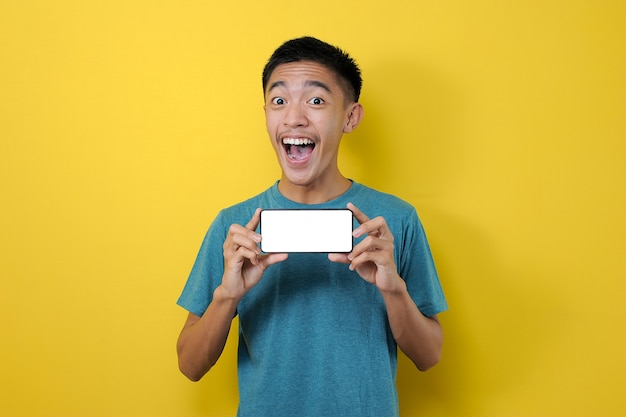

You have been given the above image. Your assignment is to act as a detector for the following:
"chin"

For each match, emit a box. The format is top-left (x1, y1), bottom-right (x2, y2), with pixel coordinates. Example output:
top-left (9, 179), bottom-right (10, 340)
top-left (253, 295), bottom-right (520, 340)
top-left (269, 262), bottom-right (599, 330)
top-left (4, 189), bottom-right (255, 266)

top-left (281, 176), bottom-right (312, 187)
top-left (280, 171), bottom-right (317, 188)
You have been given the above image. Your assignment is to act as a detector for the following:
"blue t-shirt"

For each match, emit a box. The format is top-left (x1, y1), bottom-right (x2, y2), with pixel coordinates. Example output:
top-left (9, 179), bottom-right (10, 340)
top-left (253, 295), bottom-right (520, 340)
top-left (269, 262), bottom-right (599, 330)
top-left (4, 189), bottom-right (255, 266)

top-left (177, 181), bottom-right (447, 417)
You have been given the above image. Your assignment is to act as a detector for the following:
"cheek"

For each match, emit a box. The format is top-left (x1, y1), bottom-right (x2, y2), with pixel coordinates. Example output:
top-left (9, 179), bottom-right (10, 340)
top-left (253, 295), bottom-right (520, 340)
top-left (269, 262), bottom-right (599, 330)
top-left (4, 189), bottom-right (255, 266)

top-left (317, 114), bottom-right (346, 136)
top-left (265, 113), bottom-right (278, 134)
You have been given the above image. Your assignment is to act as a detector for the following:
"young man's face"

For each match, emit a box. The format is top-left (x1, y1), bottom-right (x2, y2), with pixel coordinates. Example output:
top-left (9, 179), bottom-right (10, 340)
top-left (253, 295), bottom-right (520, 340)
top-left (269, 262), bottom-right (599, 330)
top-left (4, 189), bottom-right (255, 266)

top-left (264, 61), bottom-right (362, 196)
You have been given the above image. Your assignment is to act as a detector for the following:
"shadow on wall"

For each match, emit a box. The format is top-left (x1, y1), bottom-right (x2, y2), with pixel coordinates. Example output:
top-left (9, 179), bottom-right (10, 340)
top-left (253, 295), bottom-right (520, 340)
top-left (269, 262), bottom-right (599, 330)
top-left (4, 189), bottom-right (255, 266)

top-left (346, 59), bottom-right (564, 415)
top-left (346, 58), bottom-right (473, 415)
top-left (339, 58), bottom-right (463, 200)
top-left (397, 208), bottom-right (564, 416)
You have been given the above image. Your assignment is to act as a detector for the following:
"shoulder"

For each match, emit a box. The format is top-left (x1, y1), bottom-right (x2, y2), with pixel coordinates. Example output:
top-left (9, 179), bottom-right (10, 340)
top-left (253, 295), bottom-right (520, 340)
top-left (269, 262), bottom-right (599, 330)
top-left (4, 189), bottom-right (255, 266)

top-left (217, 185), bottom-right (275, 224)
top-left (350, 182), bottom-right (416, 218)
top-left (349, 183), bottom-right (425, 245)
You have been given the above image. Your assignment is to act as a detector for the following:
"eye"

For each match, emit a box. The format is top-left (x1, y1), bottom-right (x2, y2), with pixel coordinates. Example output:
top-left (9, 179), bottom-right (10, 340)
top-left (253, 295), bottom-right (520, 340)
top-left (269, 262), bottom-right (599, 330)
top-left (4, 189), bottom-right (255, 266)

top-left (308, 97), bottom-right (325, 105)
top-left (271, 97), bottom-right (286, 105)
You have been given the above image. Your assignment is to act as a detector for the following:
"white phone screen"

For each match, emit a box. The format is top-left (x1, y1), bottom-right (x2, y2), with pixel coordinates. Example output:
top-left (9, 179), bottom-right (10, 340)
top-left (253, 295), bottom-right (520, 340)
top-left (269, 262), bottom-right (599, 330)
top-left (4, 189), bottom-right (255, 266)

top-left (260, 209), bottom-right (353, 253)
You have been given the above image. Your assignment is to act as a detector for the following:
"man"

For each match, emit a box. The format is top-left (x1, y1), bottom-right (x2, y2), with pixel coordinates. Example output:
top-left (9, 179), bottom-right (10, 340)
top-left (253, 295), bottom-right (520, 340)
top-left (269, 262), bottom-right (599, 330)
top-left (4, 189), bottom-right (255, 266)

top-left (176, 36), bottom-right (447, 417)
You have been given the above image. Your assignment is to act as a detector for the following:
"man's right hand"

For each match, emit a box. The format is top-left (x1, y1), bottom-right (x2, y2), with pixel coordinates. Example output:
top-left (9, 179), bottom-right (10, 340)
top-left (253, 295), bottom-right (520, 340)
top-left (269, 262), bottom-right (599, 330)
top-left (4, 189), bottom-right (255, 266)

top-left (220, 208), bottom-right (288, 301)
top-left (177, 208), bottom-right (288, 381)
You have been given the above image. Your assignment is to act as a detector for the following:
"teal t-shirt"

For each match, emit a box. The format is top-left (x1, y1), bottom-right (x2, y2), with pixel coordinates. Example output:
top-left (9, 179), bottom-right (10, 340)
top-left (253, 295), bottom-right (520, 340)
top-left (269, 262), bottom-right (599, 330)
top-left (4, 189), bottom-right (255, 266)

top-left (177, 181), bottom-right (447, 417)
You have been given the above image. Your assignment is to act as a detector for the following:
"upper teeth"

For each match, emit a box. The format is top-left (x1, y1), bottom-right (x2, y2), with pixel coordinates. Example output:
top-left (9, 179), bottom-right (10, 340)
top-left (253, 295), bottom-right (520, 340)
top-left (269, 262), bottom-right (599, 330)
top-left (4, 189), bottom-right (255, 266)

top-left (283, 138), bottom-right (313, 146)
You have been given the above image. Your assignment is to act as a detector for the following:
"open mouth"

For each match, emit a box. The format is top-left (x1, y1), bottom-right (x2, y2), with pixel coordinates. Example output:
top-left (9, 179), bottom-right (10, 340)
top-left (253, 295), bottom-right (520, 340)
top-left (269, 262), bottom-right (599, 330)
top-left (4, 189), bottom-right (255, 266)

top-left (282, 138), bottom-right (315, 161)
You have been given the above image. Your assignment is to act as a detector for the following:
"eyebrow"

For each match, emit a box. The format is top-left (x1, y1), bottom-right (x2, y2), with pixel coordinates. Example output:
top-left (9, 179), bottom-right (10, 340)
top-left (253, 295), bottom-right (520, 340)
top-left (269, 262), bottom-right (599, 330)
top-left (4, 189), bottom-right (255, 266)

top-left (267, 80), bottom-right (333, 94)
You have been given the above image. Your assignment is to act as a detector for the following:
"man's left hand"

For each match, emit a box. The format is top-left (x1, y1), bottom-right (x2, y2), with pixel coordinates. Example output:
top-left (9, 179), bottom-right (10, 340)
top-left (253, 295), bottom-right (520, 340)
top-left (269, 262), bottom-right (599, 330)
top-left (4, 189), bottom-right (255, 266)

top-left (329, 202), bottom-right (403, 293)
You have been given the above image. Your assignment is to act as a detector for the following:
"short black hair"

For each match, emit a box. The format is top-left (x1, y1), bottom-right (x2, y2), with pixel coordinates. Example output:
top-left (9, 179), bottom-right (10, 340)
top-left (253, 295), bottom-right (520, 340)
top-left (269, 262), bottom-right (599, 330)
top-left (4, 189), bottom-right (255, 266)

top-left (262, 36), bottom-right (362, 102)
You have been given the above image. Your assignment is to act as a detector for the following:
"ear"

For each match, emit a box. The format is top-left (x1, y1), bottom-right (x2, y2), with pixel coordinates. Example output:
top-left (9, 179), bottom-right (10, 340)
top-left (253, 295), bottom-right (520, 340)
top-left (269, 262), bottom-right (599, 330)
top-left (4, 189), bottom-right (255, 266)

top-left (343, 103), bottom-right (364, 133)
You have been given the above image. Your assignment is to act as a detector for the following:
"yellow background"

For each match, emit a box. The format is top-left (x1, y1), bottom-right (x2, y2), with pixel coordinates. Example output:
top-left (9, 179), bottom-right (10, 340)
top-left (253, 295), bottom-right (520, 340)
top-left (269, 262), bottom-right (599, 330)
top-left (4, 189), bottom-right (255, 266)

top-left (1, 1), bottom-right (624, 416)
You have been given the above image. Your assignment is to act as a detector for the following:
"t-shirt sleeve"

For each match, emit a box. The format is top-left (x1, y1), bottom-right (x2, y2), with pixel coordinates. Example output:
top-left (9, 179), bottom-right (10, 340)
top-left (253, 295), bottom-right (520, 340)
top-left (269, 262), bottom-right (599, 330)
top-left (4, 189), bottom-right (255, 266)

top-left (177, 212), bottom-right (228, 317)
top-left (398, 209), bottom-right (448, 317)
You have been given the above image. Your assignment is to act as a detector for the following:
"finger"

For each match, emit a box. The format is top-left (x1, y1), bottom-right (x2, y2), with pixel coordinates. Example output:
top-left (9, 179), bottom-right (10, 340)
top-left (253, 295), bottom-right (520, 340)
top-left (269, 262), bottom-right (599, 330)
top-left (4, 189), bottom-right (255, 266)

top-left (231, 232), bottom-right (262, 255)
top-left (347, 202), bottom-right (370, 225)
top-left (347, 202), bottom-right (378, 239)
top-left (245, 208), bottom-right (262, 230)
top-left (224, 224), bottom-right (262, 264)
top-left (348, 250), bottom-right (378, 271)
top-left (259, 253), bottom-right (289, 269)
top-left (225, 224), bottom-right (262, 251)
top-left (349, 235), bottom-right (394, 260)
top-left (349, 247), bottom-right (395, 272)
top-left (348, 202), bottom-right (392, 240)
top-left (353, 216), bottom-right (391, 240)
top-left (236, 245), bottom-right (263, 266)
top-left (328, 253), bottom-right (350, 264)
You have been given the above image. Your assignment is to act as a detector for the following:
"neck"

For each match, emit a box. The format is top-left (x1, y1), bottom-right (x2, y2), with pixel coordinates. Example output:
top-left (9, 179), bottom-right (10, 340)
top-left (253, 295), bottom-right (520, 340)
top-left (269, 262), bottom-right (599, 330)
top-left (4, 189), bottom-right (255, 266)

top-left (278, 176), bottom-right (352, 204)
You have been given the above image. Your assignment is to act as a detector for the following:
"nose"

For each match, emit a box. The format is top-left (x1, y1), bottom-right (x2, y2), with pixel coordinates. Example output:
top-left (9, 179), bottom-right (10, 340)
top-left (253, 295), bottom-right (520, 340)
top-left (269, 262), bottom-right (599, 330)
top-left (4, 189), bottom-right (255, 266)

top-left (283, 103), bottom-right (308, 128)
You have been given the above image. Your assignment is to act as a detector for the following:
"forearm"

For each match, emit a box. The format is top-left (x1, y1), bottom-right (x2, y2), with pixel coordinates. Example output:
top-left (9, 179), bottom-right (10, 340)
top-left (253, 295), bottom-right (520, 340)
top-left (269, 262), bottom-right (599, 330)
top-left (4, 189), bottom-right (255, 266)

top-left (176, 286), bottom-right (239, 381)
top-left (381, 279), bottom-right (443, 371)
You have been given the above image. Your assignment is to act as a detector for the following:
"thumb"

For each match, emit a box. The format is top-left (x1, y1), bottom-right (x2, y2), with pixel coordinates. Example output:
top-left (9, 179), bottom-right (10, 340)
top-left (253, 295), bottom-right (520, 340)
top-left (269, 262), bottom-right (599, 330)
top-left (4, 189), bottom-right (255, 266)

top-left (260, 253), bottom-right (289, 270)
top-left (328, 253), bottom-right (350, 264)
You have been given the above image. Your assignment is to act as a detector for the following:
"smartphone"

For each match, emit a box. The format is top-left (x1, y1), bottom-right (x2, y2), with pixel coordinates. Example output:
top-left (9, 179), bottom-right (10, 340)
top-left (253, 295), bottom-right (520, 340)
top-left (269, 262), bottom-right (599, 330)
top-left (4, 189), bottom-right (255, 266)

top-left (260, 209), bottom-right (354, 253)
